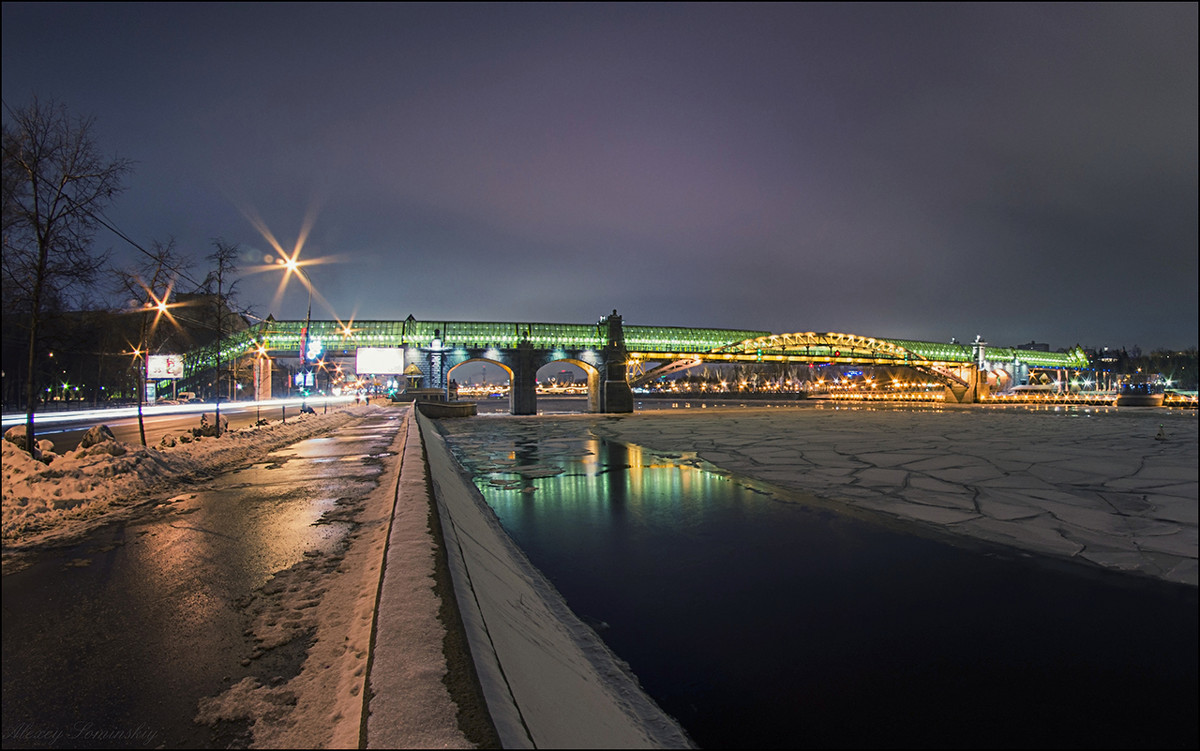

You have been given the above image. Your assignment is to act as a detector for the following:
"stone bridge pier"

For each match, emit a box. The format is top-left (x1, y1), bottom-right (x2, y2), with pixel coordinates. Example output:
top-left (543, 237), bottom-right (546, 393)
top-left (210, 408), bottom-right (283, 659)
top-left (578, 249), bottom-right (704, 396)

top-left (943, 366), bottom-right (989, 404)
top-left (942, 338), bottom-right (992, 404)
top-left (598, 310), bottom-right (634, 414)
top-left (406, 311), bottom-right (634, 415)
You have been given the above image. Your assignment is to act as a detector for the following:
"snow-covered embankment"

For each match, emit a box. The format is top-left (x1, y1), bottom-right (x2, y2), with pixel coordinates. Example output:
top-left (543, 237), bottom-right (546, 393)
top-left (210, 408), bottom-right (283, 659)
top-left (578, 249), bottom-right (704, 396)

top-left (418, 412), bottom-right (694, 749)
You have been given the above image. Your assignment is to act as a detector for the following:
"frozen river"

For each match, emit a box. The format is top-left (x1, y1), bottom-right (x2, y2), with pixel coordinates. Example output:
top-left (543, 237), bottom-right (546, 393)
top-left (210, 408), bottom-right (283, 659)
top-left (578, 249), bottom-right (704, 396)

top-left (434, 403), bottom-right (1198, 748)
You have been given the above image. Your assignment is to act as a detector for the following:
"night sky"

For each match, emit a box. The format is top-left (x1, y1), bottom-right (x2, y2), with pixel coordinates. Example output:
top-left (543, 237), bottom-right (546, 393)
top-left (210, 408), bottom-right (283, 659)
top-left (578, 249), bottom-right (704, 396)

top-left (3, 3), bottom-right (1196, 351)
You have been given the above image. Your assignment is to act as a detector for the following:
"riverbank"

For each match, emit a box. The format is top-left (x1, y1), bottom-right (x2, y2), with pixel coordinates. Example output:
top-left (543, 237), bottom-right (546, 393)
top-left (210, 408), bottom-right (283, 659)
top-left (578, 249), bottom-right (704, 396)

top-left (414, 410), bottom-right (694, 748)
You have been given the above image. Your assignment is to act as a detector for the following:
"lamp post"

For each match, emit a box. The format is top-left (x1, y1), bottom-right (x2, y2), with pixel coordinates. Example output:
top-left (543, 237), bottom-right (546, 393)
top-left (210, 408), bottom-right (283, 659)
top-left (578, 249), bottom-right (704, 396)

top-left (278, 254), bottom-right (315, 412)
top-left (254, 339), bottom-right (268, 425)
top-left (299, 282), bottom-right (312, 411)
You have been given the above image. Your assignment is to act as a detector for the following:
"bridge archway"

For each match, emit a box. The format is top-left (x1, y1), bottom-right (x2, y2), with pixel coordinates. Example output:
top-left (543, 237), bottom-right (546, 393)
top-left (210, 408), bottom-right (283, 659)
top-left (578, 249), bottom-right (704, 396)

top-left (448, 357), bottom-right (514, 391)
top-left (444, 354), bottom-right (605, 413)
top-left (986, 366), bottom-right (1014, 391)
top-left (447, 356), bottom-right (514, 377)
top-left (541, 357), bottom-right (601, 412)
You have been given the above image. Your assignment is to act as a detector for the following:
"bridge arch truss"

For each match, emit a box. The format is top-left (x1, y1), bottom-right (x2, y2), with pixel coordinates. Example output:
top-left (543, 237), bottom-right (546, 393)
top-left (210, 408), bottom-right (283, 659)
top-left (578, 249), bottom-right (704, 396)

top-left (630, 332), bottom-right (1088, 391)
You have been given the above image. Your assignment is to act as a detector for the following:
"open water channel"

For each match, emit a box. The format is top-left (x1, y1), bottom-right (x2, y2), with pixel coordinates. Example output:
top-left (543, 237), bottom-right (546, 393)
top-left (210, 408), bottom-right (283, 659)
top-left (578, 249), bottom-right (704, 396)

top-left (436, 411), bottom-right (1198, 749)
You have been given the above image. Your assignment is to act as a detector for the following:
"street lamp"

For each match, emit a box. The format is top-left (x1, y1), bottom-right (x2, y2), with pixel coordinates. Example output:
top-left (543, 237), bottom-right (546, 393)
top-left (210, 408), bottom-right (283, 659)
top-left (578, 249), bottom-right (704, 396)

top-left (300, 284), bottom-right (313, 410)
top-left (253, 339), bottom-right (269, 424)
top-left (278, 254), bottom-right (315, 411)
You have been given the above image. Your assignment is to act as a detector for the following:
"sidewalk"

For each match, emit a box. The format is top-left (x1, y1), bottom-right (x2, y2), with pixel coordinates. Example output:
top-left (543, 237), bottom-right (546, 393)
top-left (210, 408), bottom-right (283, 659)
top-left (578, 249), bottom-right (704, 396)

top-left (363, 408), bottom-right (481, 748)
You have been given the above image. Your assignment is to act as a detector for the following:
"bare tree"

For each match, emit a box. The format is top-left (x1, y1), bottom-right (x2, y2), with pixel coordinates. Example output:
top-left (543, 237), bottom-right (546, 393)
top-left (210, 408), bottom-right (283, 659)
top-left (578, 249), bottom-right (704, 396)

top-left (227, 351), bottom-right (257, 400)
top-left (2, 98), bottom-right (132, 457)
top-left (114, 238), bottom-right (191, 446)
top-left (202, 239), bottom-right (241, 438)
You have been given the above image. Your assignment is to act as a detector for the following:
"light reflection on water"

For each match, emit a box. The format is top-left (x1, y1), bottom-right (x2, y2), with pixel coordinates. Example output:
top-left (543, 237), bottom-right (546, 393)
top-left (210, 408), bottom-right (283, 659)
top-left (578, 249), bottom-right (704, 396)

top-left (446, 429), bottom-right (1198, 750)
top-left (473, 437), bottom-right (767, 540)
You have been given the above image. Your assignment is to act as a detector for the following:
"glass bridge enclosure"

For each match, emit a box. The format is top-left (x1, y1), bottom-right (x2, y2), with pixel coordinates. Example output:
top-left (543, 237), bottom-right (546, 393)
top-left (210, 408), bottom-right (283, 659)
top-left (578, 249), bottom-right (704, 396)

top-left (182, 319), bottom-right (1088, 381)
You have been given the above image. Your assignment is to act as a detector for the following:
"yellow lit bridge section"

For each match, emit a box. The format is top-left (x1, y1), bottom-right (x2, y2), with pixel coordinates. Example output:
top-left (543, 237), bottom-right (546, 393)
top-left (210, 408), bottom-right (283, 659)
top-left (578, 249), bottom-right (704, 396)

top-left (709, 332), bottom-right (920, 364)
top-left (632, 331), bottom-right (1087, 368)
top-left (628, 331), bottom-right (1089, 390)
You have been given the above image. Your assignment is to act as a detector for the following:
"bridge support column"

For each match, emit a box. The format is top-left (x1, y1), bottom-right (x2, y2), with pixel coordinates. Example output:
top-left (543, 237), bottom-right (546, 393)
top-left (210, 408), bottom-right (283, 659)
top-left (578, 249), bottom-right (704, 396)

top-left (598, 310), bottom-right (633, 414)
top-left (944, 366), bottom-right (990, 404)
top-left (586, 368), bottom-right (602, 413)
top-left (510, 337), bottom-right (538, 415)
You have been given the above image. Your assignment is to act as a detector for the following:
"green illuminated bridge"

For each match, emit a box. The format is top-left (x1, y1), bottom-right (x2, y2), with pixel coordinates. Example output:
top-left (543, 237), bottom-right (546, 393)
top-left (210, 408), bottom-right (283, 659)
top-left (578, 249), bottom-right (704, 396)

top-left (187, 313), bottom-right (1088, 413)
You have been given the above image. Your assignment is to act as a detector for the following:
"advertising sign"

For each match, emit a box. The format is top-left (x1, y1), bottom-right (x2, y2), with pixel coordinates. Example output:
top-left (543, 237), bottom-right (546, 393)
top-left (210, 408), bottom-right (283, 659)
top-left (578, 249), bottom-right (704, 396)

top-left (306, 336), bottom-right (323, 362)
top-left (147, 354), bottom-right (184, 379)
top-left (356, 347), bottom-right (405, 374)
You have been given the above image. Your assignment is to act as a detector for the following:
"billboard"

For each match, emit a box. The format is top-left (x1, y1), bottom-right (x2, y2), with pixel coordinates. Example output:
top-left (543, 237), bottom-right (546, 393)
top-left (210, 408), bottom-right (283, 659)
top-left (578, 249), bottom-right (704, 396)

top-left (356, 347), bottom-right (405, 374)
top-left (147, 354), bottom-right (184, 379)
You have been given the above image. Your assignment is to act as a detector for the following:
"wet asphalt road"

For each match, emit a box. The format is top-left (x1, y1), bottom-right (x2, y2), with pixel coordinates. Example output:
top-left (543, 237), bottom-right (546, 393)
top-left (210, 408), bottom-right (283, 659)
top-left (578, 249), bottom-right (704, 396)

top-left (1, 409), bottom-right (403, 749)
top-left (17, 401), bottom-right (343, 454)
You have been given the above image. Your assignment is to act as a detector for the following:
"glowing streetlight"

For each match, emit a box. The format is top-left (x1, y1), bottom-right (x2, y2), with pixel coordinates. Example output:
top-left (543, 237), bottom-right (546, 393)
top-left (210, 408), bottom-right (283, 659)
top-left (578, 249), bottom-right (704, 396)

top-left (268, 252), bottom-right (317, 408)
top-left (244, 207), bottom-right (338, 407)
top-left (252, 338), bottom-right (271, 423)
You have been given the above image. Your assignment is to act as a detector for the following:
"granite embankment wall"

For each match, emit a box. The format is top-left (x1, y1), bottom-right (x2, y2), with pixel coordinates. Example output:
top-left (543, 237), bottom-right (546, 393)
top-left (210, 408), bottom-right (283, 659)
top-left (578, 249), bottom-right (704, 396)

top-left (418, 411), bottom-right (693, 749)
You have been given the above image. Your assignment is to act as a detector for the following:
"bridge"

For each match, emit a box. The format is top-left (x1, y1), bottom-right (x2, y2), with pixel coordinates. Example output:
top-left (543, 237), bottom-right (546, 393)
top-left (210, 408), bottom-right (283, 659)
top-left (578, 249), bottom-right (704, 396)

top-left (182, 312), bottom-right (1088, 414)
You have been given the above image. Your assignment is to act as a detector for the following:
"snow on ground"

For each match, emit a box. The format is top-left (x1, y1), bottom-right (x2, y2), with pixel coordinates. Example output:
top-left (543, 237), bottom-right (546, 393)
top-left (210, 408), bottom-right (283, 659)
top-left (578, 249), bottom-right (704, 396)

top-left (4, 404), bottom-right (421, 748)
top-left (192, 407), bottom-right (412, 749)
top-left (2, 407), bottom-right (364, 548)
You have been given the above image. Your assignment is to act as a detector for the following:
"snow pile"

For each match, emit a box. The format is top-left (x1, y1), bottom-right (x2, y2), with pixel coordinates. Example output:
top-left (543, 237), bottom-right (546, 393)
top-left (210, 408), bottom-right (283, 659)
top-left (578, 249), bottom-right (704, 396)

top-left (2, 408), bottom-right (364, 543)
top-left (195, 675), bottom-right (298, 726)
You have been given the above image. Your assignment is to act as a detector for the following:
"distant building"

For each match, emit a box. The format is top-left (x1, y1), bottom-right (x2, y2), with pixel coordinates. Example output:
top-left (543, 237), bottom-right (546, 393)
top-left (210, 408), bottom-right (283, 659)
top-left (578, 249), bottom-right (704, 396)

top-left (1014, 341), bottom-right (1050, 352)
top-left (1084, 347), bottom-right (1124, 365)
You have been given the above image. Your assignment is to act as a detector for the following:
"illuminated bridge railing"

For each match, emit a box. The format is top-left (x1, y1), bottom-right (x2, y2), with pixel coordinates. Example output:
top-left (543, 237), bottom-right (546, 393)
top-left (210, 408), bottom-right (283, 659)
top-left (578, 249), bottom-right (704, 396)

top-left (626, 326), bottom-right (771, 353)
top-left (183, 319), bottom-right (771, 373)
top-left (887, 339), bottom-right (1089, 368)
top-left (258, 320), bottom-right (767, 352)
